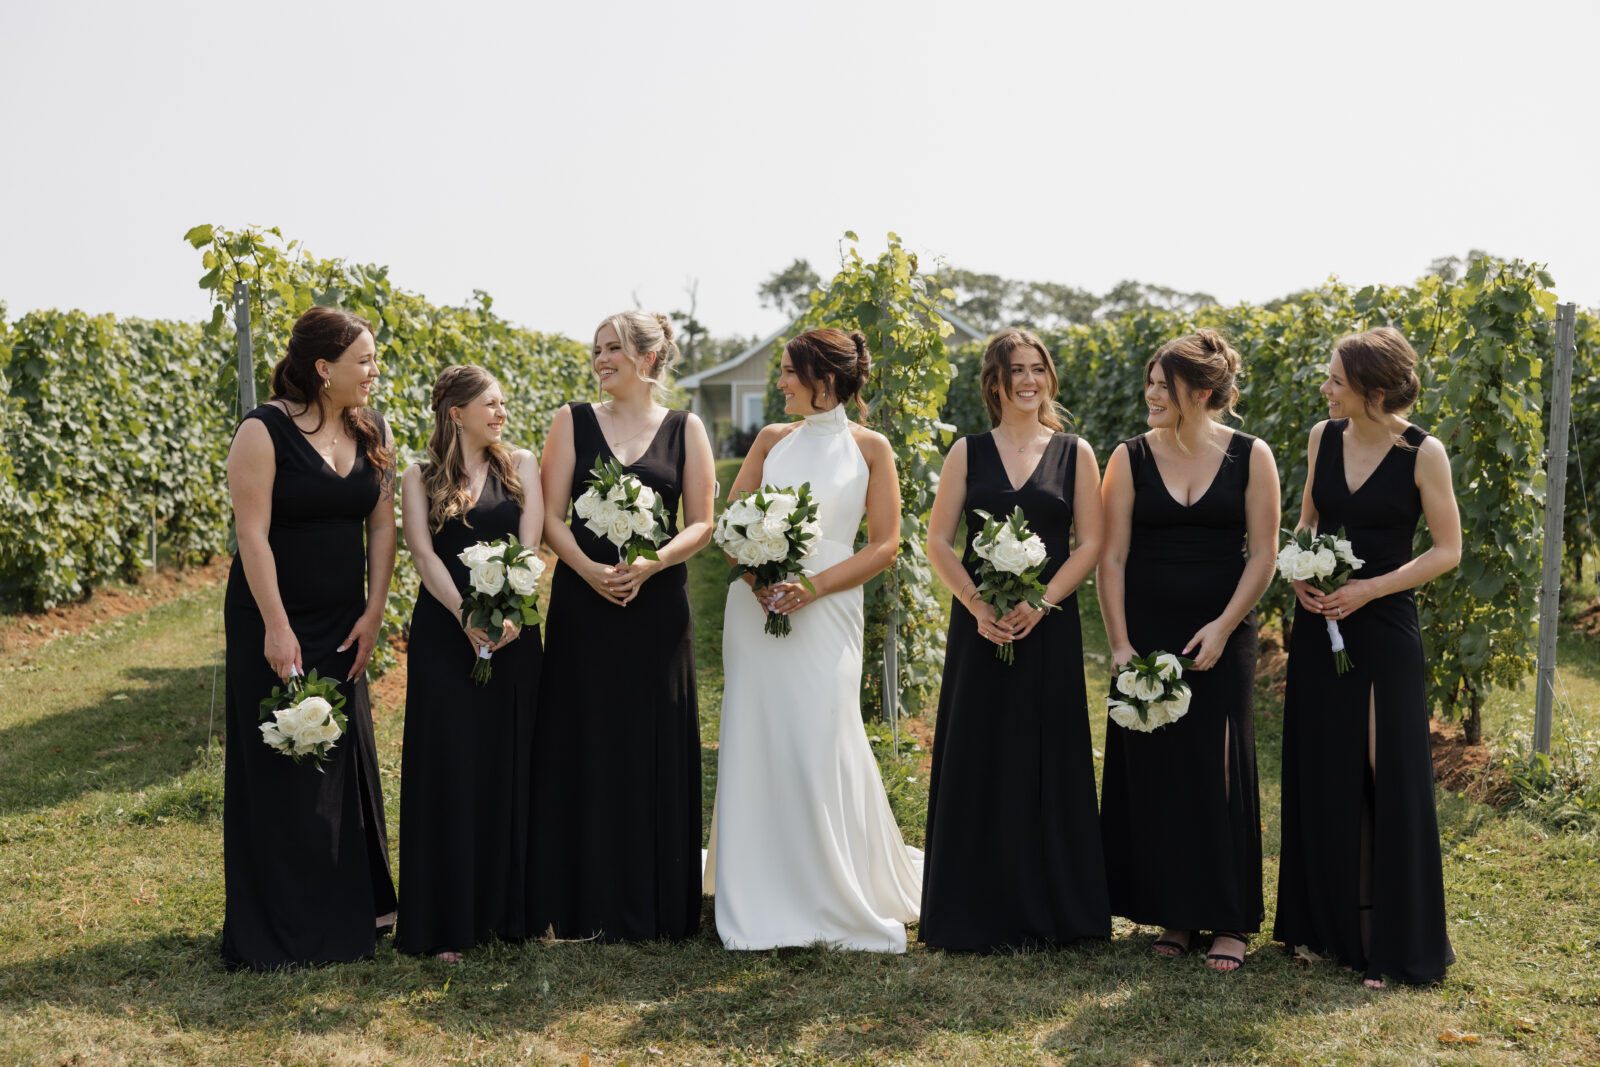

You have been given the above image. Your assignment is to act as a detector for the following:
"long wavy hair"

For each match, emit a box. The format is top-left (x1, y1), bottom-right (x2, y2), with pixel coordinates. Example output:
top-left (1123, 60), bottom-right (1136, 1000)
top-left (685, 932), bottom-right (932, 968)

top-left (422, 365), bottom-right (524, 532)
top-left (269, 306), bottom-right (393, 473)
top-left (979, 328), bottom-right (1067, 431)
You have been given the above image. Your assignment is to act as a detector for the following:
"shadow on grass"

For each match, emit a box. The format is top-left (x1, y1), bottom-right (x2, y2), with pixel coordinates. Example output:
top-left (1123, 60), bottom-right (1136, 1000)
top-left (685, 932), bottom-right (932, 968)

top-left (0, 665), bottom-right (214, 816)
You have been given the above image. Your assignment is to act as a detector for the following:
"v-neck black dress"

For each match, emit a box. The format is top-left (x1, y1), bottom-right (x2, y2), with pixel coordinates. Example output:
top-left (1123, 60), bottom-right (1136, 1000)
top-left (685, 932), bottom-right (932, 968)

top-left (921, 432), bottom-right (1110, 950)
top-left (221, 404), bottom-right (397, 970)
top-left (1100, 431), bottom-right (1264, 934)
top-left (395, 468), bottom-right (539, 955)
top-left (1274, 420), bottom-right (1454, 984)
top-left (527, 403), bottom-right (701, 942)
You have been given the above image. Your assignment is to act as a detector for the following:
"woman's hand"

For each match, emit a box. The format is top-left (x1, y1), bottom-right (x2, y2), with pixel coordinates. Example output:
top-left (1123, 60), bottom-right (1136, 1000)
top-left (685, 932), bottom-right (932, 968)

top-left (264, 623), bottom-right (303, 681)
top-left (463, 623), bottom-right (493, 655)
top-left (488, 618), bottom-right (521, 651)
top-left (1314, 577), bottom-right (1378, 622)
top-left (337, 610), bottom-right (383, 680)
top-left (576, 557), bottom-right (627, 606)
top-left (1292, 579), bottom-right (1328, 614)
top-left (612, 555), bottom-right (663, 606)
top-left (762, 578), bottom-right (818, 616)
top-left (998, 600), bottom-right (1049, 642)
top-left (1183, 617), bottom-right (1232, 671)
top-left (969, 597), bottom-right (1013, 648)
top-left (1109, 642), bottom-right (1138, 671)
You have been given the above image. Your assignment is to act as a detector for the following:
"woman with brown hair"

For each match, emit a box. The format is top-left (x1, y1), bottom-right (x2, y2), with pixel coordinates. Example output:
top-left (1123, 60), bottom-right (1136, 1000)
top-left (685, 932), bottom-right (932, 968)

top-left (528, 311), bottom-right (716, 943)
top-left (1097, 328), bottom-right (1279, 972)
top-left (395, 365), bottom-right (543, 961)
top-left (704, 327), bottom-right (922, 952)
top-left (921, 328), bottom-right (1110, 951)
top-left (222, 305), bottom-right (398, 969)
top-left (1274, 327), bottom-right (1461, 988)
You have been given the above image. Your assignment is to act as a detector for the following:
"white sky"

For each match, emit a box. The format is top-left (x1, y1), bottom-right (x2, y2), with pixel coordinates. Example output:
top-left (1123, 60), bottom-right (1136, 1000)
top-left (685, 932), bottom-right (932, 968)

top-left (2, 0), bottom-right (1595, 345)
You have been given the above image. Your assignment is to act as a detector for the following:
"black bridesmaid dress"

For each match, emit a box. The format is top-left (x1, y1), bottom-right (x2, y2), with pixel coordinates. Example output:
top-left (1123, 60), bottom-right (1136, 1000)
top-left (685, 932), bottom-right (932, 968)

top-left (222, 405), bottom-right (397, 970)
top-left (1275, 420), bottom-right (1454, 984)
top-left (395, 469), bottom-right (538, 956)
top-left (528, 403), bottom-right (701, 942)
top-left (1100, 431), bottom-right (1264, 935)
top-left (921, 432), bottom-right (1110, 951)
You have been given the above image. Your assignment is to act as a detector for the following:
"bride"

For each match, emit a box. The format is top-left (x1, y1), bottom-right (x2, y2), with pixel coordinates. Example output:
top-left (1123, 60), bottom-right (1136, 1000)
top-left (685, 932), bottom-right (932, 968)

top-left (704, 327), bottom-right (923, 952)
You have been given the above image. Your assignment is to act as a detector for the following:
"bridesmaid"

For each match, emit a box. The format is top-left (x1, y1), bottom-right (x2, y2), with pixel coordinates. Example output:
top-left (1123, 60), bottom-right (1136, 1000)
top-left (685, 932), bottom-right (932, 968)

top-left (1274, 327), bottom-right (1461, 988)
top-left (396, 365), bottom-right (543, 961)
top-left (922, 329), bottom-right (1110, 951)
top-left (528, 311), bottom-right (715, 942)
top-left (1097, 329), bottom-right (1279, 972)
top-left (222, 306), bottom-right (398, 969)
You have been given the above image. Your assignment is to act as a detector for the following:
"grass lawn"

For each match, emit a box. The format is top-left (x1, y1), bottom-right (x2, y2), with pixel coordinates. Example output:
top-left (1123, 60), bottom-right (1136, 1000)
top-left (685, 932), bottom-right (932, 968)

top-left (1, 472), bottom-right (1597, 1064)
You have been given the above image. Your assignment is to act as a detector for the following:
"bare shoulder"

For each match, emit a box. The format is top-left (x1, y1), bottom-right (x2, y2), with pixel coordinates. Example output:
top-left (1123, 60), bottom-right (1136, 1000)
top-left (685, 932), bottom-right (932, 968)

top-left (1307, 419), bottom-right (1329, 448)
top-left (229, 415), bottom-right (273, 457)
top-left (401, 463), bottom-right (425, 489)
top-left (848, 423), bottom-right (892, 458)
top-left (755, 421), bottom-right (801, 448)
top-left (1073, 435), bottom-right (1098, 463)
top-left (946, 436), bottom-right (969, 462)
top-left (1249, 435), bottom-right (1276, 462)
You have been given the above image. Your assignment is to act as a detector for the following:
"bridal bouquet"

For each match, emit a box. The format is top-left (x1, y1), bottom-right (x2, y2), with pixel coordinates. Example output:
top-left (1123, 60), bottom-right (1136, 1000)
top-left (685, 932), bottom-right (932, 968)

top-left (969, 507), bottom-right (1054, 665)
top-left (572, 457), bottom-right (671, 564)
top-left (714, 483), bottom-right (823, 637)
top-left (1277, 527), bottom-right (1364, 674)
top-left (457, 536), bottom-right (546, 684)
top-left (258, 668), bottom-right (346, 768)
top-left (1106, 652), bottom-right (1194, 732)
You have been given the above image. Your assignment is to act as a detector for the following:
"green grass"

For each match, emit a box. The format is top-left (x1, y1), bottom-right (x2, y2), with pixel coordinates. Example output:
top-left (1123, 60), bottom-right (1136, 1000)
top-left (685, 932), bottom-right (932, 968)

top-left (1, 524), bottom-right (1598, 1063)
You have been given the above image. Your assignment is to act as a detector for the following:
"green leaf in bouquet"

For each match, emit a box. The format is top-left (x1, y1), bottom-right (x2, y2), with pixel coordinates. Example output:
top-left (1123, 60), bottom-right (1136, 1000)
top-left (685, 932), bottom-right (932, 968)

top-left (491, 609), bottom-right (503, 628)
top-left (726, 564), bottom-right (746, 585)
top-left (798, 575), bottom-right (817, 595)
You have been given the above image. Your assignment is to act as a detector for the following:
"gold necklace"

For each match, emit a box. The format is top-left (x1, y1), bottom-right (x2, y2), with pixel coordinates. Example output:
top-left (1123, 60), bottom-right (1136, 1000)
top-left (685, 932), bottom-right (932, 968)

top-left (994, 426), bottom-right (1043, 455)
top-left (602, 403), bottom-right (657, 449)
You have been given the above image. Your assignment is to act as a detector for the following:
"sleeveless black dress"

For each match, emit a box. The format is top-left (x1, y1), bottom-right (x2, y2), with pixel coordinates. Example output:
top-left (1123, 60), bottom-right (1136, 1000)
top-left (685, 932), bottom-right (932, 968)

top-left (527, 403), bottom-right (701, 941)
top-left (395, 468), bottom-right (539, 955)
top-left (921, 433), bottom-right (1110, 950)
top-left (1100, 431), bottom-right (1264, 933)
top-left (222, 405), bottom-right (397, 970)
top-left (1275, 420), bottom-right (1454, 984)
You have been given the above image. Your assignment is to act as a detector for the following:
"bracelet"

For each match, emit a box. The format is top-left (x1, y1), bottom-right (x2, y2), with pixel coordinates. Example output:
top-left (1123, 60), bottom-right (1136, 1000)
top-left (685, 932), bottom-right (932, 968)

top-left (960, 581), bottom-right (976, 605)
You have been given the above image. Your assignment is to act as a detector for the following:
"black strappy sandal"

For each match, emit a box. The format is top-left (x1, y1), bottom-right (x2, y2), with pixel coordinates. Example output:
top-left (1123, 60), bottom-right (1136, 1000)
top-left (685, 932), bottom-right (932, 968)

top-left (1152, 929), bottom-right (1195, 957)
top-left (1206, 931), bottom-right (1248, 972)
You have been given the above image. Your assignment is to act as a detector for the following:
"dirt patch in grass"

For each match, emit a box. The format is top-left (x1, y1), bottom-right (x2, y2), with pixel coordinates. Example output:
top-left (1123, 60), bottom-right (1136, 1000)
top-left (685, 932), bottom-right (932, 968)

top-left (1256, 628), bottom-right (1289, 698)
top-left (0, 559), bottom-right (231, 658)
top-left (1573, 597), bottom-right (1600, 639)
top-left (1430, 717), bottom-right (1502, 800)
top-left (370, 634), bottom-right (408, 719)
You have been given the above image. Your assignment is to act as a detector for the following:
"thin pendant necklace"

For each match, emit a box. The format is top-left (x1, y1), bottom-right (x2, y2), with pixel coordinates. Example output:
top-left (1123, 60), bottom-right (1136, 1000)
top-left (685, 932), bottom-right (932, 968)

top-left (994, 425), bottom-right (1041, 454)
top-left (602, 402), bottom-right (655, 450)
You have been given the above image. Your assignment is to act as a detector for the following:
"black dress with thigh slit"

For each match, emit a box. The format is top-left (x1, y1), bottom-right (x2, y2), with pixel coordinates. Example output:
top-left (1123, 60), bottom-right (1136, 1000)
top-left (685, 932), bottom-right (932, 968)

top-left (1274, 420), bottom-right (1453, 984)
top-left (1099, 431), bottom-right (1264, 934)
top-left (921, 432), bottom-right (1110, 951)
top-left (222, 405), bottom-right (397, 970)
top-left (395, 468), bottom-right (539, 955)
top-left (527, 403), bottom-right (701, 942)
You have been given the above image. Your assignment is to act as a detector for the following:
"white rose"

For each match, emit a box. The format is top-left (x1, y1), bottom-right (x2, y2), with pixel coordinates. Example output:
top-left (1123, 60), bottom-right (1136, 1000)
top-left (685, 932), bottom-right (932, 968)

top-left (506, 564), bottom-right (540, 597)
top-left (749, 529), bottom-right (788, 562)
top-left (605, 511), bottom-right (634, 546)
top-left (759, 515), bottom-right (790, 540)
top-left (734, 538), bottom-right (767, 567)
top-left (634, 485), bottom-right (656, 511)
top-left (1333, 538), bottom-right (1355, 563)
top-left (1107, 699), bottom-right (1141, 730)
top-left (1311, 547), bottom-right (1337, 578)
top-left (971, 537), bottom-right (994, 562)
top-left (572, 489), bottom-right (602, 521)
top-left (470, 560), bottom-right (507, 595)
top-left (273, 700), bottom-right (316, 737)
top-left (1154, 653), bottom-right (1183, 680)
top-left (726, 500), bottom-right (760, 526)
top-left (629, 507), bottom-right (657, 537)
top-left (1163, 685), bottom-right (1192, 722)
top-left (1143, 701), bottom-right (1171, 729)
top-left (716, 527), bottom-right (746, 554)
top-left (458, 542), bottom-right (496, 568)
top-left (1115, 670), bottom-right (1139, 698)
top-left (260, 721), bottom-right (292, 752)
top-left (1289, 551), bottom-right (1319, 583)
top-left (606, 483), bottom-right (627, 504)
top-left (293, 715), bottom-right (342, 747)
top-left (1019, 534), bottom-right (1048, 569)
top-left (764, 494), bottom-right (798, 519)
top-left (988, 534), bottom-right (1033, 575)
top-left (1132, 674), bottom-right (1165, 703)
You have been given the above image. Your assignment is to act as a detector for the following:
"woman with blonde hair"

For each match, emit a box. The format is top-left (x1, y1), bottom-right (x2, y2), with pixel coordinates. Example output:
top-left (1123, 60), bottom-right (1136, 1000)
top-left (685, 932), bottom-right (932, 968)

top-left (395, 364), bottom-right (543, 961)
top-left (528, 310), bottom-right (716, 942)
top-left (1098, 329), bottom-right (1279, 972)
top-left (921, 328), bottom-right (1110, 951)
top-left (1275, 327), bottom-right (1461, 987)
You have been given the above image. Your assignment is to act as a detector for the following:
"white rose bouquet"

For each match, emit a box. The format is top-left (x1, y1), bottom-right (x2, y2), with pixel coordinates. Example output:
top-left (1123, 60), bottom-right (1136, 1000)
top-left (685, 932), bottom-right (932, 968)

top-left (969, 507), bottom-right (1054, 665)
top-left (457, 535), bottom-right (546, 684)
top-left (258, 668), bottom-right (347, 769)
top-left (1276, 526), bottom-right (1364, 675)
top-left (713, 482), bottom-right (823, 637)
top-left (571, 457), bottom-right (671, 565)
top-left (1106, 652), bottom-right (1194, 733)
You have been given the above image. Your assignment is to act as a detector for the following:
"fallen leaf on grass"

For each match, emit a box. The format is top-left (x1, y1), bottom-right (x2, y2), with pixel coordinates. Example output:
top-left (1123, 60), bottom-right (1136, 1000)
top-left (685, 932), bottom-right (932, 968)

top-left (1438, 1030), bottom-right (1481, 1044)
top-left (1515, 1018), bottom-right (1536, 1033)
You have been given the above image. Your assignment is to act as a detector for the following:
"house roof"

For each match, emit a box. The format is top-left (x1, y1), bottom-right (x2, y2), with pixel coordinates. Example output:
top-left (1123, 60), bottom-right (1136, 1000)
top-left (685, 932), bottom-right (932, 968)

top-left (677, 307), bottom-right (988, 391)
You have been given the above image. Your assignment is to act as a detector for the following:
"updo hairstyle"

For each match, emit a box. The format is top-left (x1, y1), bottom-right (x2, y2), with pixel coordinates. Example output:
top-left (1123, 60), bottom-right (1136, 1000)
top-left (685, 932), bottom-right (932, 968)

top-left (269, 305), bottom-right (393, 473)
top-left (1145, 328), bottom-right (1241, 437)
top-left (1332, 326), bottom-right (1421, 418)
top-left (596, 310), bottom-right (679, 401)
top-left (979, 328), bottom-right (1066, 431)
top-left (783, 328), bottom-right (871, 416)
top-left (421, 364), bottom-right (524, 532)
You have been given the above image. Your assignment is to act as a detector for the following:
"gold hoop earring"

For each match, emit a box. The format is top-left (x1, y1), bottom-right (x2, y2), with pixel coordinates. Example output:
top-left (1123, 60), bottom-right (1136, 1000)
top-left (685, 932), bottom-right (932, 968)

top-left (322, 377), bottom-right (331, 390)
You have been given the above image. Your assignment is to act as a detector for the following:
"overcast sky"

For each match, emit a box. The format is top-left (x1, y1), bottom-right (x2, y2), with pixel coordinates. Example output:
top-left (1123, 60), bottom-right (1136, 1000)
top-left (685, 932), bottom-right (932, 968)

top-left (1, 0), bottom-right (1594, 345)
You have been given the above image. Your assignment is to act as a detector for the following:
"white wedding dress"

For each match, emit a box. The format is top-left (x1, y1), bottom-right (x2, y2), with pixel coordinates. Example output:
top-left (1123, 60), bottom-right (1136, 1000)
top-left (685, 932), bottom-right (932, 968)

top-left (703, 401), bottom-right (924, 952)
